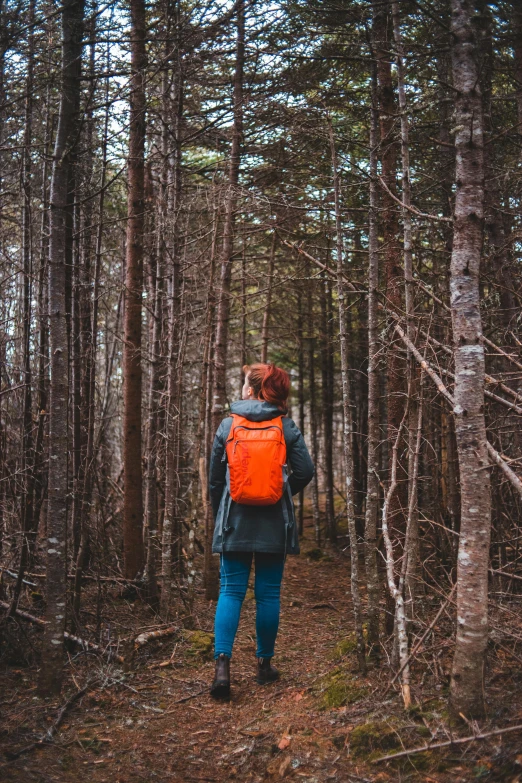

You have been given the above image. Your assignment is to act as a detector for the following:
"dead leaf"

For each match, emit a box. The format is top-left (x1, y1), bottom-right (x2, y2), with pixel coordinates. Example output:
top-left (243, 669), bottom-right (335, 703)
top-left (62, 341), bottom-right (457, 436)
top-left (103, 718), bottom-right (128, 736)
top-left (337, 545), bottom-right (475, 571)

top-left (293, 691), bottom-right (304, 702)
top-left (278, 728), bottom-right (292, 750)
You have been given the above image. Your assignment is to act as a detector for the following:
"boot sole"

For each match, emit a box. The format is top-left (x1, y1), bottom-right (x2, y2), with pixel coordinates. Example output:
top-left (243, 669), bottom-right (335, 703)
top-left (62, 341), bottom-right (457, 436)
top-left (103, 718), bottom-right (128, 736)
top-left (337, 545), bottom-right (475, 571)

top-left (210, 682), bottom-right (230, 700)
top-left (256, 675), bottom-right (280, 685)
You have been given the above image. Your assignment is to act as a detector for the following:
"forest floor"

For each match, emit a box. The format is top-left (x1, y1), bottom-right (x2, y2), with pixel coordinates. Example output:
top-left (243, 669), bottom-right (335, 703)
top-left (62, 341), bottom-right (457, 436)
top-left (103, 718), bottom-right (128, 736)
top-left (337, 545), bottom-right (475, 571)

top-left (1, 518), bottom-right (522, 783)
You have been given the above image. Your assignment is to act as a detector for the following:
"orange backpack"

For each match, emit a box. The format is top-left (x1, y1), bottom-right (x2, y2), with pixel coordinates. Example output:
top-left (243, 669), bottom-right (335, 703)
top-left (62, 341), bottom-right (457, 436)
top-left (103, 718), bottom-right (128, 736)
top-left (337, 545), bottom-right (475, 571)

top-left (225, 414), bottom-right (287, 505)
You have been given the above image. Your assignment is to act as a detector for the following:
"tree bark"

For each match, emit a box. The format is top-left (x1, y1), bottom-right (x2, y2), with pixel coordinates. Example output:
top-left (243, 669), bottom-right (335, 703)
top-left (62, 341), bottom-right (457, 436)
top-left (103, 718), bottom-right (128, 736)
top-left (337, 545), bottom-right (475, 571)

top-left (38, 0), bottom-right (85, 697)
top-left (328, 117), bottom-right (366, 673)
top-left (373, 0), bottom-right (406, 632)
top-left (449, 0), bottom-right (492, 719)
top-left (211, 0), bottom-right (245, 436)
top-left (123, 0), bottom-right (146, 579)
top-left (162, 9), bottom-right (184, 614)
top-left (297, 286), bottom-right (305, 536)
top-left (261, 233), bottom-right (276, 364)
top-left (391, 0), bottom-right (420, 616)
top-left (9, 0), bottom-right (35, 616)
top-left (365, 53), bottom-right (381, 659)
top-left (202, 205), bottom-right (220, 600)
top-left (320, 272), bottom-right (335, 545)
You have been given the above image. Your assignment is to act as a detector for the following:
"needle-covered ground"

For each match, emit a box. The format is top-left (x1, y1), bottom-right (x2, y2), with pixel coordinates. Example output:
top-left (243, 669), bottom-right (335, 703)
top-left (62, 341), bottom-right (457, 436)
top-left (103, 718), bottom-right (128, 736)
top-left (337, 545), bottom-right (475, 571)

top-left (1, 518), bottom-right (522, 783)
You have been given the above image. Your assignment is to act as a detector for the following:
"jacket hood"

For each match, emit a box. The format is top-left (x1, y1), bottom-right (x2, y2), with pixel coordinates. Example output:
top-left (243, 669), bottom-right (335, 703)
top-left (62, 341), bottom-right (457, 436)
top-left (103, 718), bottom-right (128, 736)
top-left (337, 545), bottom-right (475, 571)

top-left (230, 399), bottom-right (283, 422)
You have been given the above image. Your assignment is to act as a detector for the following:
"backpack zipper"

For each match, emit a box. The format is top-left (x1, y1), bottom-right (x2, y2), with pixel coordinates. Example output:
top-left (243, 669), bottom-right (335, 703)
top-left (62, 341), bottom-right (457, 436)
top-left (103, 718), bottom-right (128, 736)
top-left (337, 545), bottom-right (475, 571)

top-left (231, 424), bottom-right (282, 455)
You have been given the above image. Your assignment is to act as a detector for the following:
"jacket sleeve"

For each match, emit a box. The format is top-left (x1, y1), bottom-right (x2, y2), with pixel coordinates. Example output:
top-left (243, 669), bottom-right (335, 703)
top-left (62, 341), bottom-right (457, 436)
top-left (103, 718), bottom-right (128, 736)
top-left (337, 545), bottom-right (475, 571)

top-left (209, 417), bottom-right (232, 520)
top-left (284, 418), bottom-right (315, 496)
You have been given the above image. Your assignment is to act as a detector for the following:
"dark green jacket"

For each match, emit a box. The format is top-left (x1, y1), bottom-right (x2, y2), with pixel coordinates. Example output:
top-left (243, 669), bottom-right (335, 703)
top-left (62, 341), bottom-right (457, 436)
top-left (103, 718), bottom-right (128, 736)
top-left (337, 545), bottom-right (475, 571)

top-left (210, 400), bottom-right (314, 555)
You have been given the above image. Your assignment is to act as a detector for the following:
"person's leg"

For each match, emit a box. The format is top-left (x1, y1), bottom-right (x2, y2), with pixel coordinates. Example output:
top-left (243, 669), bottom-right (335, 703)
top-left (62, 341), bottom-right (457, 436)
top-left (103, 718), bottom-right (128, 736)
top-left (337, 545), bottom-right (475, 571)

top-left (254, 552), bottom-right (286, 658)
top-left (214, 551), bottom-right (252, 659)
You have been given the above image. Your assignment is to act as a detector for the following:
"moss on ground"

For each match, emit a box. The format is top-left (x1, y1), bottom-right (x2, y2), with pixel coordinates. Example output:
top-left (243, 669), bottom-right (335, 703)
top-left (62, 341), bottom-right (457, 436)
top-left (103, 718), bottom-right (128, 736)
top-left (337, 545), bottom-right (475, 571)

top-left (319, 668), bottom-right (368, 708)
top-left (349, 720), bottom-right (400, 759)
top-left (182, 629), bottom-right (214, 659)
top-left (332, 628), bottom-right (368, 661)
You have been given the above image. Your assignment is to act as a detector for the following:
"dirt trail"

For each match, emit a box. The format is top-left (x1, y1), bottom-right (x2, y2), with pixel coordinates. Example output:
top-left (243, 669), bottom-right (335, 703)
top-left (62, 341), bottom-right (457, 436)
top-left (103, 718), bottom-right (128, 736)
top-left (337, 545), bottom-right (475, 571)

top-left (0, 532), bottom-right (373, 782)
top-left (1, 525), bottom-right (522, 782)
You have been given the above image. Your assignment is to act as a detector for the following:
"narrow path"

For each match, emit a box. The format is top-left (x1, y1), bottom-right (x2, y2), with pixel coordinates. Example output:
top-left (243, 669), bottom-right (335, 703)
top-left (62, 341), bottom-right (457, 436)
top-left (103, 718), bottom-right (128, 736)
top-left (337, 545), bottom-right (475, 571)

top-left (6, 525), bottom-right (509, 782)
top-left (1, 527), bottom-right (378, 783)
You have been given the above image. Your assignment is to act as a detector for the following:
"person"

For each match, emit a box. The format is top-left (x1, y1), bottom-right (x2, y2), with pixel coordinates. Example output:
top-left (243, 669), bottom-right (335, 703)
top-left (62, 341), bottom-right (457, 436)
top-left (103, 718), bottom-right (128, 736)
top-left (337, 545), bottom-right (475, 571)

top-left (208, 362), bottom-right (314, 700)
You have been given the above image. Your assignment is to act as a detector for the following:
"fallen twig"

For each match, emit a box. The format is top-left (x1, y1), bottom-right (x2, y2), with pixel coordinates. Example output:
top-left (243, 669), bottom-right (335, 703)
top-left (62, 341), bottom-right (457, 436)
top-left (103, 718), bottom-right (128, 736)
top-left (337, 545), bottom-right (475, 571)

top-left (0, 600), bottom-right (124, 664)
top-left (146, 687), bottom-right (208, 718)
top-left (134, 626), bottom-right (178, 648)
top-left (373, 723), bottom-right (522, 763)
top-left (0, 568), bottom-right (37, 587)
top-left (5, 680), bottom-right (96, 760)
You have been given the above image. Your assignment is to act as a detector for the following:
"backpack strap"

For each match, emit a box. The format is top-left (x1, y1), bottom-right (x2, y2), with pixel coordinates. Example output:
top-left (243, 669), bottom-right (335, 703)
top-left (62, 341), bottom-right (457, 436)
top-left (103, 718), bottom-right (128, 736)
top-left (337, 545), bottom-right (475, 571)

top-left (222, 466), bottom-right (233, 535)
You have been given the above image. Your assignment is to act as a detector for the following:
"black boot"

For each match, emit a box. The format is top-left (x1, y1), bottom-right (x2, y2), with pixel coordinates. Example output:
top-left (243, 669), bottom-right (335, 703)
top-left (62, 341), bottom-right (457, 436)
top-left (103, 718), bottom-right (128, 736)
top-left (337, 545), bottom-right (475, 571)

top-left (210, 653), bottom-right (230, 700)
top-left (256, 656), bottom-right (280, 685)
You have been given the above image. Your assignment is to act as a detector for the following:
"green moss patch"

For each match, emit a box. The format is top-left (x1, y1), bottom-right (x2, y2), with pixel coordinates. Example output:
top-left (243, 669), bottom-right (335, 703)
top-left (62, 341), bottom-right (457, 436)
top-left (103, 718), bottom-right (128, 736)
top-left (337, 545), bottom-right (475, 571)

top-left (182, 629), bottom-right (214, 658)
top-left (349, 720), bottom-right (400, 759)
top-left (318, 668), bottom-right (367, 708)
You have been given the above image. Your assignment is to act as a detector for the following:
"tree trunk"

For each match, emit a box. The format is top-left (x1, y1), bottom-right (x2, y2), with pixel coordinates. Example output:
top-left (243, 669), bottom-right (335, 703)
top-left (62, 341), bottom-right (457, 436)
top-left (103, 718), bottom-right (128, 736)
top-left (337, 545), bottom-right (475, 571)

top-left (365, 53), bottom-right (381, 659)
top-left (38, 0), bottom-right (85, 697)
top-left (307, 323), bottom-right (321, 547)
top-left (449, 0), bottom-right (492, 720)
top-left (145, 63), bottom-right (169, 612)
top-left (162, 13), bottom-right (184, 614)
top-left (211, 0), bottom-right (245, 436)
top-left (202, 205), bottom-right (220, 600)
top-left (9, 0), bottom-right (35, 616)
top-left (72, 38), bottom-right (108, 624)
top-left (320, 272), bottom-right (335, 544)
top-left (513, 3), bottom-right (522, 160)
top-left (261, 233), bottom-right (276, 364)
top-left (328, 117), bottom-right (366, 673)
top-left (123, 0), bottom-right (146, 579)
top-left (391, 0), bottom-right (420, 616)
top-left (297, 286), bottom-right (305, 536)
top-left (373, 0), bottom-right (406, 633)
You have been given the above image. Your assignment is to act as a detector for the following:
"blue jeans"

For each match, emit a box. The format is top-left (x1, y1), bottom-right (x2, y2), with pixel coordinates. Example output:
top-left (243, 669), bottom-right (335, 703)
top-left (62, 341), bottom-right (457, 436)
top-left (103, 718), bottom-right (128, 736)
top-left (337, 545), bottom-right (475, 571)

top-left (214, 551), bottom-right (286, 659)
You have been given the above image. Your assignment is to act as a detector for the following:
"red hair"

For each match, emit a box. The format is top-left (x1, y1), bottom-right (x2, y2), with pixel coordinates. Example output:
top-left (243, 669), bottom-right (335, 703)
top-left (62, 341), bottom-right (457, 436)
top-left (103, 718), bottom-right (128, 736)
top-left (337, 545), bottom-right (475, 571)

top-left (243, 363), bottom-right (290, 413)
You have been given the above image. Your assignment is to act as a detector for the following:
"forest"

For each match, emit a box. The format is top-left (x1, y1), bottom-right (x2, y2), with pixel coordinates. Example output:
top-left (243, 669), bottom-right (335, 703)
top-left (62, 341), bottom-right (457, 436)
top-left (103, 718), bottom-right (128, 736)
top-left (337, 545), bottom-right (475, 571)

top-left (0, 0), bottom-right (521, 780)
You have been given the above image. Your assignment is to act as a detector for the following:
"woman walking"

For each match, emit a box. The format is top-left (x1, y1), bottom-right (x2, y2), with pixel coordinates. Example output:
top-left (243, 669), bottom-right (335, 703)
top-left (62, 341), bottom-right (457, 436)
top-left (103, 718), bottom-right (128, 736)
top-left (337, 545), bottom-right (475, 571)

top-left (209, 363), bottom-right (314, 700)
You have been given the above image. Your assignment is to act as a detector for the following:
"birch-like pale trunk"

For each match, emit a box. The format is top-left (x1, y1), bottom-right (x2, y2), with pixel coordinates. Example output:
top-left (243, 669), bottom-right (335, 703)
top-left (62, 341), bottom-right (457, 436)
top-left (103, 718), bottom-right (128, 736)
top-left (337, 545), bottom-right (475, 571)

top-left (365, 56), bottom-right (381, 658)
top-left (449, 0), bottom-right (491, 719)
top-left (382, 412), bottom-right (411, 708)
top-left (400, 375), bottom-right (424, 620)
top-left (38, 0), bottom-right (85, 697)
top-left (328, 117), bottom-right (366, 673)
top-left (391, 0), bottom-right (420, 614)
